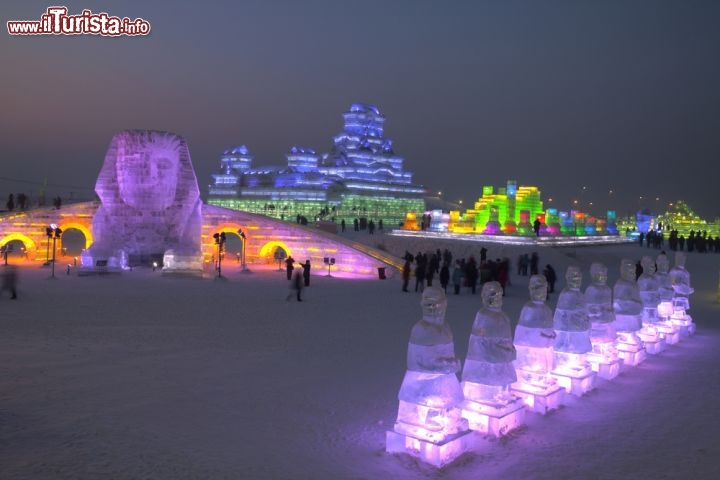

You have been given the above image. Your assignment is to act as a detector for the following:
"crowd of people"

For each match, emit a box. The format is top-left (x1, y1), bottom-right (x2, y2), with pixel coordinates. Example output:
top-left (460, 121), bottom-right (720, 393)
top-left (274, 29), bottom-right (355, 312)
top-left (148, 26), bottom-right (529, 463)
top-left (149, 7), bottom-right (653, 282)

top-left (400, 247), bottom-right (553, 297)
top-left (640, 229), bottom-right (720, 253)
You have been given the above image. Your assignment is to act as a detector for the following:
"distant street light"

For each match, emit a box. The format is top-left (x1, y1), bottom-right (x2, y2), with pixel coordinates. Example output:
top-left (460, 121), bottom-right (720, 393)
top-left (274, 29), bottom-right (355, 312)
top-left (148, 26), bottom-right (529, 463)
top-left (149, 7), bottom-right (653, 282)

top-left (46, 224), bottom-right (63, 278)
top-left (238, 228), bottom-right (249, 272)
top-left (213, 232), bottom-right (226, 278)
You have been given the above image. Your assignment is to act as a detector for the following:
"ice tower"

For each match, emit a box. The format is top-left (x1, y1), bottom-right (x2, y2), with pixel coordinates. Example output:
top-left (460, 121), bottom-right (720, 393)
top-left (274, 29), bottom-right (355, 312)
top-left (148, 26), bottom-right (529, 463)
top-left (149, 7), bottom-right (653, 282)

top-left (386, 287), bottom-right (474, 467)
top-left (612, 259), bottom-right (647, 367)
top-left (81, 130), bottom-right (202, 272)
top-left (636, 256), bottom-right (666, 354)
top-left (551, 266), bottom-right (596, 396)
top-left (511, 275), bottom-right (564, 414)
top-left (584, 263), bottom-right (621, 380)
top-left (460, 282), bottom-right (525, 436)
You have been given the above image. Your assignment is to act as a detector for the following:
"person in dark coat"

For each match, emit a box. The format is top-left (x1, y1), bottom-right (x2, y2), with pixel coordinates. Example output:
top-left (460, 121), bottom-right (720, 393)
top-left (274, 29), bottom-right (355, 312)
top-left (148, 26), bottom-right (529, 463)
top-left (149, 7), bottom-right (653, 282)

top-left (543, 264), bottom-right (557, 294)
top-left (401, 260), bottom-right (411, 292)
top-left (302, 260), bottom-right (311, 287)
top-left (451, 261), bottom-right (463, 295)
top-left (414, 260), bottom-right (426, 292)
top-left (285, 256), bottom-right (295, 280)
top-left (1, 265), bottom-right (18, 299)
top-left (439, 263), bottom-right (450, 293)
top-left (286, 268), bottom-right (304, 301)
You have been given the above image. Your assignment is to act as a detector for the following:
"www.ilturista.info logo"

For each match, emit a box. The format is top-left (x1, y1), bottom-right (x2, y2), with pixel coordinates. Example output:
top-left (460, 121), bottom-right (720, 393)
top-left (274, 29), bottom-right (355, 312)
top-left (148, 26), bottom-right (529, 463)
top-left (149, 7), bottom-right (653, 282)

top-left (7, 7), bottom-right (151, 36)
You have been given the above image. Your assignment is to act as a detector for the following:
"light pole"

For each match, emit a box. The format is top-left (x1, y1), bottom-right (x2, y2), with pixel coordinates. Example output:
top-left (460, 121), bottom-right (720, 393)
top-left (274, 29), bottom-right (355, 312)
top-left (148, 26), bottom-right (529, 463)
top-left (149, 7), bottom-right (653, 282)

top-left (45, 227), bottom-right (52, 265)
top-left (323, 257), bottom-right (335, 277)
top-left (47, 224), bottom-right (63, 278)
top-left (238, 228), bottom-right (249, 272)
top-left (213, 232), bottom-right (226, 278)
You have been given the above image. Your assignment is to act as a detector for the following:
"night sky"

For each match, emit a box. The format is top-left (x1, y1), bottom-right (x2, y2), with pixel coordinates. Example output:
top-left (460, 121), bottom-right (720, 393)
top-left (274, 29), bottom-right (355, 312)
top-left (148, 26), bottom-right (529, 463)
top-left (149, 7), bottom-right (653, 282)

top-left (2, 0), bottom-right (719, 219)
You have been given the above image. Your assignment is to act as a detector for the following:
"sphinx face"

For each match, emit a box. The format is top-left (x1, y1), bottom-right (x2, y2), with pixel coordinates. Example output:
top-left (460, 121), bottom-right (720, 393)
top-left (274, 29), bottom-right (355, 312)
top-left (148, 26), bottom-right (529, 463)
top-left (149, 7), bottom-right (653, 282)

top-left (116, 138), bottom-right (180, 210)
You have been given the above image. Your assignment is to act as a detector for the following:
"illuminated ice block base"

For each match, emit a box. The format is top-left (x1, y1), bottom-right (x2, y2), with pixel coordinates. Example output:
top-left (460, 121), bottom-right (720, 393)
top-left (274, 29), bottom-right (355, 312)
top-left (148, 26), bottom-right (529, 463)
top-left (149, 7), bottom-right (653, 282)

top-left (616, 331), bottom-right (647, 368)
top-left (510, 381), bottom-right (563, 415)
top-left (637, 325), bottom-right (666, 355)
top-left (586, 340), bottom-right (622, 380)
top-left (161, 251), bottom-right (204, 277)
top-left (385, 429), bottom-right (477, 468)
top-left (551, 362), bottom-right (596, 398)
top-left (672, 312), bottom-right (695, 337)
top-left (654, 321), bottom-right (680, 345)
top-left (587, 353), bottom-right (622, 381)
top-left (460, 383), bottom-right (526, 437)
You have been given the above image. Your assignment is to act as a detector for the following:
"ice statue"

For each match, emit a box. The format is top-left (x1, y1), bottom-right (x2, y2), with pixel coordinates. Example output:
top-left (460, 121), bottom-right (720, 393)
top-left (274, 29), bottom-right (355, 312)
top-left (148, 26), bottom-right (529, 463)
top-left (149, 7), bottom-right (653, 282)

top-left (461, 282), bottom-right (525, 435)
top-left (654, 254), bottom-right (681, 344)
top-left (387, 287), bottom-right (473, 467)
top-left (511, 275), bottom-right (563, 413)
top-left (668, 251), bottom-right (695, 335)
top-left (82, 130), bottom-right (202, 271)
top-left (635, 255), bottom-right (665, 353)
top-left (551, 265), bottom-right (595, 395)
top-left (612, 258), bottom-right (647, 366)
top-left (638, 256), bottom-right (660, 325)
top-left (584, 263), bottom-right (620, 379)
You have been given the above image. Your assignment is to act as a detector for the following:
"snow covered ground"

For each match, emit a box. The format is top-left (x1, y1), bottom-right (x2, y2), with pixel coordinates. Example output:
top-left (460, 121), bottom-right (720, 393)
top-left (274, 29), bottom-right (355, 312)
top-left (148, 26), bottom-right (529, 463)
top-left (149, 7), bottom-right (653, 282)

top-left (1, 231), bottom-right (720, 479)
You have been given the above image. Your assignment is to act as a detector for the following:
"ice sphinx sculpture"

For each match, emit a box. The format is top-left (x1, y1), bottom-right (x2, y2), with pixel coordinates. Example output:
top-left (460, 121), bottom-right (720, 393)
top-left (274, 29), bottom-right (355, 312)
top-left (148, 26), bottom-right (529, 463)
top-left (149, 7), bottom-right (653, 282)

top-left (655, 254), bottom-right (681, 344)
top-left (81, 130), bottom-right (203, 273)
top-left (386, 287), bottom-right (474, 467)
top-left (668, 251), bottom-right (696, 336)
top-left (612, 259), bottom-right (647, 367)
top-left (636, 256), bottom-right (666, 354)
top-left (511, 275), bottom-right (564, 414)
top-left (460, 281), bottom-right (525, 436)
top-left (551, 265), bottom-right (596, 397)
top-left (584, 263), bottom-right (621, 380)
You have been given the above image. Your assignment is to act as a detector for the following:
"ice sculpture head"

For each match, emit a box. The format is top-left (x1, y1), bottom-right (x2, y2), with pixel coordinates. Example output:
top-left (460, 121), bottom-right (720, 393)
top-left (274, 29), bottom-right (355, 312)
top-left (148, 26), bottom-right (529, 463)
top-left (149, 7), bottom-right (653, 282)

top-left (674, 251), bottom-right (686, 268)
top-left (113, 132), bottom-right (181, 210)
top-left (87, 130), bottom-right (203, 263)
top-left (420, 286), bottom-right (447, 324)
top-left (656, 254), bottom-right (669, 274)
top-left (565, 265), bottom-right (582, 289)
top-left (641, 256), bottom-right (655, 275)
top-left (620, 258), bottom-right (635, 282)
top-left (590, 262), bottom-right (607, 285)
top-left (481, 281), bottom-right (503, 308)
top-left (528, 275), bottom-right (548, 302)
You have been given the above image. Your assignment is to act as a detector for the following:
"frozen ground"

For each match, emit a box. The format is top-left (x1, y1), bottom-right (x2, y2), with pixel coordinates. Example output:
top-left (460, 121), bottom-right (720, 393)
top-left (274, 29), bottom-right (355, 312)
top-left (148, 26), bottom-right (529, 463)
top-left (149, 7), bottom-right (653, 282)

top-left (1, 232), bottom-right (720, 479)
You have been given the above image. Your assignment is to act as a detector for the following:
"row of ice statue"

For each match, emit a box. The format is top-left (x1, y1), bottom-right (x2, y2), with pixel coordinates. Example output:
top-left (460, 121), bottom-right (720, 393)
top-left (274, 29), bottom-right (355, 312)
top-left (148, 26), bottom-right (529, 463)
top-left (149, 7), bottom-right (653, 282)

top-left (386, 252), bottom-right (695, 467)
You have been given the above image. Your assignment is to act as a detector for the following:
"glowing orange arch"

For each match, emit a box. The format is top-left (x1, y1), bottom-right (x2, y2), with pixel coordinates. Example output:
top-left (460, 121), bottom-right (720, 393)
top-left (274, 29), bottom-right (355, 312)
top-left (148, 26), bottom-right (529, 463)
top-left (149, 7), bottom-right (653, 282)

top-left (57, 221), bottom-right (93, 248)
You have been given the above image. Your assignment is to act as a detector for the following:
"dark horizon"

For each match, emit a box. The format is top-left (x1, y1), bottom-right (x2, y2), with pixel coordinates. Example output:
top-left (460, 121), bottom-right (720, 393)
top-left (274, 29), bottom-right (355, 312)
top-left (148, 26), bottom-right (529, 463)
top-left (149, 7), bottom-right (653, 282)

top-left (2, 0), bottom-right (719, 219)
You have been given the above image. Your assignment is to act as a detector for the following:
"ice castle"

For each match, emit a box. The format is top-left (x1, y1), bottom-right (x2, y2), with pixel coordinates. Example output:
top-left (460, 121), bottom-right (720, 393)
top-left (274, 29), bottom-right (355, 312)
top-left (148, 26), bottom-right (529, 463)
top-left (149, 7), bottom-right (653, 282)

top-left (207, 104), bottom-right (426, 227)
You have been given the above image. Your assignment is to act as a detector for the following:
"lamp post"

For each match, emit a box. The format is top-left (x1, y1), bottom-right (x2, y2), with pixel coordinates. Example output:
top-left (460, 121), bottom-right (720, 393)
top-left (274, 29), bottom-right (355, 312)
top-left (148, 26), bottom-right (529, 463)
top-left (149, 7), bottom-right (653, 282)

top-left (45, 227), bottom-right (52, 265)
top-left (323, 257), bottom-right (335, 277)
top-left (238, 228), bottom-right (248, 272)
top-left (47, 224), bottom-right (63, 278)
top-left (213, 232), bottom-right (226, 278)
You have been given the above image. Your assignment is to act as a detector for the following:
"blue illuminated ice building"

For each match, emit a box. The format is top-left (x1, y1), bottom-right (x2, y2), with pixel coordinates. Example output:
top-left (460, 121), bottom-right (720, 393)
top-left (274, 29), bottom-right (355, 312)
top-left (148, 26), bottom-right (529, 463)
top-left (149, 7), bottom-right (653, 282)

top-left (207, 104), bottom-right (426, 227)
